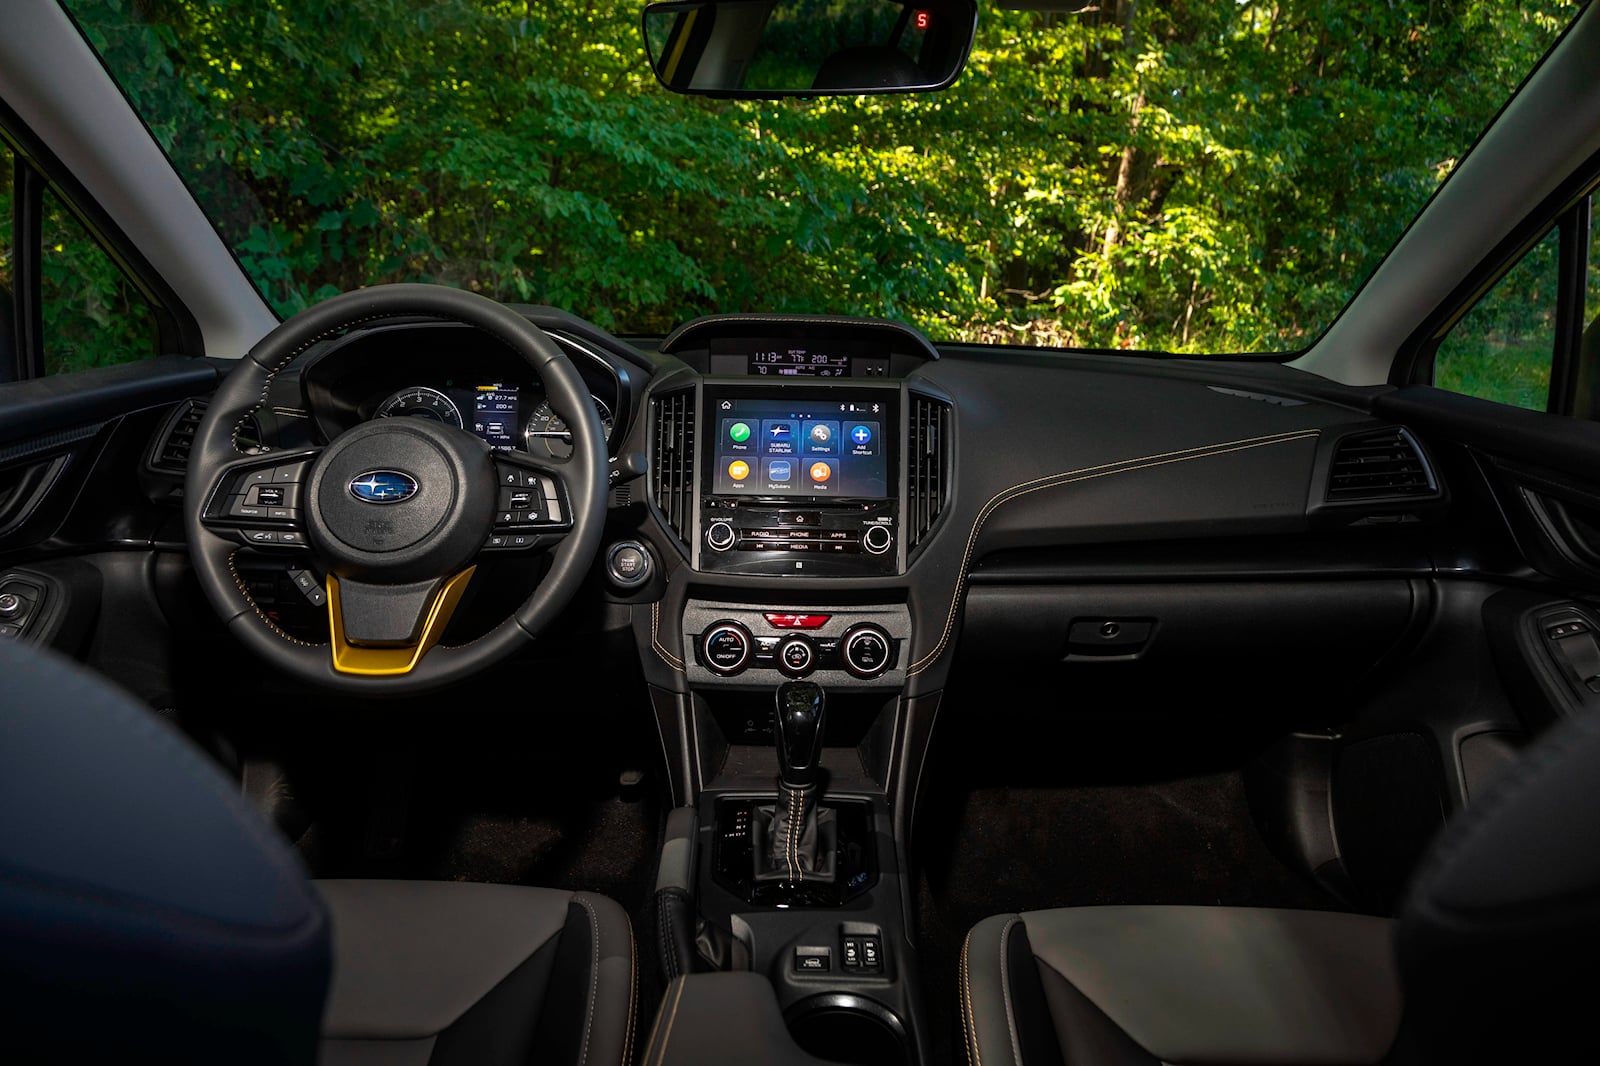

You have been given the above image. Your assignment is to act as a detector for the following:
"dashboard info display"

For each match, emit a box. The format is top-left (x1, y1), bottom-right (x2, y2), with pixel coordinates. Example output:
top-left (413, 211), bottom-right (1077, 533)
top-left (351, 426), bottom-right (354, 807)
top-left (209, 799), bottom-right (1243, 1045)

top-left (712, 397), bottom-right (888, 498)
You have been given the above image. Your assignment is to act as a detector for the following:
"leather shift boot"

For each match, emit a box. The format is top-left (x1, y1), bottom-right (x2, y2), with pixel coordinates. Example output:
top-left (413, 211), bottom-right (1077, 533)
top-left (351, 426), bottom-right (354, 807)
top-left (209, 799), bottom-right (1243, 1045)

top-left (751, 784), bottom-right (838, 883)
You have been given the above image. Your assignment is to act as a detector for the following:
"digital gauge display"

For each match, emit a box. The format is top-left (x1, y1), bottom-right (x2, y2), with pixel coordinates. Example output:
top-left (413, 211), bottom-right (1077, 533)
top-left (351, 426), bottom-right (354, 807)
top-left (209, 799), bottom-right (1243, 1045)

top-left (472, 383), bottom-right (519, 451)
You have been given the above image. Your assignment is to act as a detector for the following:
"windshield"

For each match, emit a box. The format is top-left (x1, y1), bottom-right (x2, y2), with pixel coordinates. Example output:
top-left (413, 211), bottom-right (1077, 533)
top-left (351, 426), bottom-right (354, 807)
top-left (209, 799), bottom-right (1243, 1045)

top-left (64, 0), bottom-right (1578, 355)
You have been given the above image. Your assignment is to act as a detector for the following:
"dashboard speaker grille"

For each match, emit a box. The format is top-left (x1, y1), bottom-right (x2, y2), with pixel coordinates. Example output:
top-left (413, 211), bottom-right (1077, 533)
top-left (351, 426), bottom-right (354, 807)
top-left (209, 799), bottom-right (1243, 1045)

top-left (1326, 428), bottom-right (1433, 501)
top-left (652, 388), bottom-right (696, 545)
top-left (908, 395), bottom-right (951, 548)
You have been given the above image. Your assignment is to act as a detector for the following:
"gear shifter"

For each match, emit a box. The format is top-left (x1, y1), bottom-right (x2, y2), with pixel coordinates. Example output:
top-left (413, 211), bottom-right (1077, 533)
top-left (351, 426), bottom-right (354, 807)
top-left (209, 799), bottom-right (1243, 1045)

top-left (776, 680), bottom-right (825, 790)
top-left (753, 681), bottom-right (838, 885)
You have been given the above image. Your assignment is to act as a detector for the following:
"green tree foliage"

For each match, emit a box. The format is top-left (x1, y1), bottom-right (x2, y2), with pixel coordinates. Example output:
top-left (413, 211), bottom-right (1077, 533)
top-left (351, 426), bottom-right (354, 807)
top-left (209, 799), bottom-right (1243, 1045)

top-left (64, 0), bottom-right (1578, 355)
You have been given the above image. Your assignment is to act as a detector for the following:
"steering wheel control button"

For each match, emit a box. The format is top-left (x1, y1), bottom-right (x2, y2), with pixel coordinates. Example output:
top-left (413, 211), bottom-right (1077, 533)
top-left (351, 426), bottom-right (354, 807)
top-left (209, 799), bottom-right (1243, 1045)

top-left (272, 461), bottom-right (310, 483)
top-left (778, 636), bottom-right (816, 677)
top-left (703, 621), bottom-right (753, 676)
top-left (861, 524), bottom-right (893, 555)
top-left (606, 541), bottom-right (653, 588)
top-left (243, 530), bottom-right (279, 544)
top-left (842, 624), bottom-right (893, 679)
top-left (706, 520), bottom-right (737, 552)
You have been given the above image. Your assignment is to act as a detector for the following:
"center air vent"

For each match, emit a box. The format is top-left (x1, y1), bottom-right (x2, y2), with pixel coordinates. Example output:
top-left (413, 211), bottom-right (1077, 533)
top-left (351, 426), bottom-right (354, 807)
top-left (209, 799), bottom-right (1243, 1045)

top-left (907, 394), bottom-right (952, 549)
top-left (1326, 427), bottom-right (1435, 502)
top-left (651, 389), bottom-right (697, 545)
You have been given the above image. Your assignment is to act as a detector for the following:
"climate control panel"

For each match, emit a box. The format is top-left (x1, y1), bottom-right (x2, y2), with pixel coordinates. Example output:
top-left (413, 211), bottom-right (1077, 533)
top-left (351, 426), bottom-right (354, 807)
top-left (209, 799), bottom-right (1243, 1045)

top-left (684, 601), bottom-right (912, 689)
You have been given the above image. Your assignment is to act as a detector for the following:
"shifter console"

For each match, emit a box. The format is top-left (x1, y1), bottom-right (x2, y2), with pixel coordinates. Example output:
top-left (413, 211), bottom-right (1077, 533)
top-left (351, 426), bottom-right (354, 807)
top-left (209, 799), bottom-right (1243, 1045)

top-left (752, 682), bottom-right (839, 884)
top-left (710, 681), bottom-right (878, 907)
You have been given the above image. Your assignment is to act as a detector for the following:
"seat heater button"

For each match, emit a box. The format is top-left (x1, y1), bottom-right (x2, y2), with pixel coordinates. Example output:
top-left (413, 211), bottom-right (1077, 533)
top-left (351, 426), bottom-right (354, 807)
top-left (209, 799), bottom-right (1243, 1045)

top-left (861, 937), bottom-right (882, 970)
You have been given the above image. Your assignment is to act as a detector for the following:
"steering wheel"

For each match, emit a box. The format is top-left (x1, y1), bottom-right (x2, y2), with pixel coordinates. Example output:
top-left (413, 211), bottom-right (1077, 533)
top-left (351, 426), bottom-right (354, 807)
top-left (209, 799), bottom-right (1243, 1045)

top-left (183, 284), bottom-right (608, 695)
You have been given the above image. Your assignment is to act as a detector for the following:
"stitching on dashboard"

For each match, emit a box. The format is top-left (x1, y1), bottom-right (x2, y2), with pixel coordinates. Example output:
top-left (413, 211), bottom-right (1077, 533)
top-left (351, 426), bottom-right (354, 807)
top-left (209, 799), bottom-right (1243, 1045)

top-left (226, 550), bottom-right (324, 647)
top-left (651, 600), bottom-right (686, 670)
top-left (908, 428), bottom-right (1321, 676)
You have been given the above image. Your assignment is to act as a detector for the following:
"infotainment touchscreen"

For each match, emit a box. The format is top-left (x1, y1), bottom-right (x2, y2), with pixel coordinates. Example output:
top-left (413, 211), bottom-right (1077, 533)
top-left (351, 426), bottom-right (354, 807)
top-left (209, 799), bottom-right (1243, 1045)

top-left (709, 395), bottom-right (890, 499)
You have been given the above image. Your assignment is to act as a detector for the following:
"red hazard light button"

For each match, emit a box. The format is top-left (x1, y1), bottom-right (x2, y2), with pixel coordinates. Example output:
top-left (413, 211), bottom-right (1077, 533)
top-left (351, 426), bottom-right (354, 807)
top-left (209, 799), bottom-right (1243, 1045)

top-left (763, 613), bottom-right (831, 630)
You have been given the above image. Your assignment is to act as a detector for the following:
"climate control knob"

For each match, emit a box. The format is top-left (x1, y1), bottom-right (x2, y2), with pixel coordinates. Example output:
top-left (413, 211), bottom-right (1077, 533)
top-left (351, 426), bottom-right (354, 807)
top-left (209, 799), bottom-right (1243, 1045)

top-left (777, 636), bottom-right (816, 678)
top-left (706, 521), bottom-right (737, 552)
top-left (862, 524), bottom-right (893, 555)
top-left (702, 620), bottom-right (753, 676)
top-left (842, 624), bottom-right (893, 679)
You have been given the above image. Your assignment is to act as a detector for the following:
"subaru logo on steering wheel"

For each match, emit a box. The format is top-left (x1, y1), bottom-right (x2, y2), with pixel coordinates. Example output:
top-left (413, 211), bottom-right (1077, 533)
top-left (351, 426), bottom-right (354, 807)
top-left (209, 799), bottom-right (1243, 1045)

top-left (349, 470), bottom-right (419, 504)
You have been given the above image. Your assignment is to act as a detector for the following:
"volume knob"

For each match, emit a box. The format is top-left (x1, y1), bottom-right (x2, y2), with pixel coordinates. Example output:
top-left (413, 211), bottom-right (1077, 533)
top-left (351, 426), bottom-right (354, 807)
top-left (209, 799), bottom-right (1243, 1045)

top-left (706, 520), bottom-right (737, 552)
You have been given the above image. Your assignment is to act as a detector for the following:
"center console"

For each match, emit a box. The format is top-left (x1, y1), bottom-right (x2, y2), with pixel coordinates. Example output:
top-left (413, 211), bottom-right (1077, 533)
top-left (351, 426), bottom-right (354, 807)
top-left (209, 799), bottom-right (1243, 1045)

top-left (641, 318), bottom-right (950, 1065)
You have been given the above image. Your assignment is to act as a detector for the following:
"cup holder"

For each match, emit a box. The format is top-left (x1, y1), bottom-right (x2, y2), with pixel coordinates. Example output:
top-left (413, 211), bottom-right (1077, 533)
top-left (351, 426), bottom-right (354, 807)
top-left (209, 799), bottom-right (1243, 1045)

top-left (785, 994), bottom-right (911, 1066)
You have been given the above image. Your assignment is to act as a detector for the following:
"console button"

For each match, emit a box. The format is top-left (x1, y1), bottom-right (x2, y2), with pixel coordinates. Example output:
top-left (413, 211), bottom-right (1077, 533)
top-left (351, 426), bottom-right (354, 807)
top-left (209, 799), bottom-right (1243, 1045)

top-left (780, 511), bottom-right (821, 526)
top-left (842, 624), bottom-right (893, 679)
top-left (861, 936), bottom-right (882, 970)
top-left (794, 947), bottom-right (831, 973)
top-left (842, 938), bottom-right (862, 970)
top-left (764, 613), bottom-right (831, 630)
top-left (706, 521), bottom-right (737, 552)
top-left (778, 636), bottom-right (815, 677)
top-left (703, 621), bottom-right (753, 675)
top-left (862, 524), bottom-right (893, 555)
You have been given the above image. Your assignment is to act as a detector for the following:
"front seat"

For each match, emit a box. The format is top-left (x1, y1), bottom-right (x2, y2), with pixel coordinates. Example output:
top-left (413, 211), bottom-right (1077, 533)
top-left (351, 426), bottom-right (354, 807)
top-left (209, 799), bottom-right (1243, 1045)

top-left (0, 639), bottom-right (635, 1066)
top-left (960, 707), bottom-right (1600, 1065)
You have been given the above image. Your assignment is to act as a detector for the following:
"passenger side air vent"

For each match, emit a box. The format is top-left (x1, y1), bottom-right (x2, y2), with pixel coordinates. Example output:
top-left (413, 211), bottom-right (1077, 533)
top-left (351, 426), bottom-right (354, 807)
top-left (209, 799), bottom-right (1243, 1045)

top-left (651, 389), bottom-right (697, 545)
top-left (907, 394), bottom-right (952, 548)
top-left (147, 399), bottom-right (207, 474)
top-left (1325, 428), bottom-right (1434, 501)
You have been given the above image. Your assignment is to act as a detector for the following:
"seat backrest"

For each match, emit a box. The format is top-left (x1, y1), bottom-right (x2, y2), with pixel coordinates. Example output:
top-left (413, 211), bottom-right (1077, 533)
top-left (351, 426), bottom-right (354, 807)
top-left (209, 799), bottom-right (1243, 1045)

top-left (1397, 705), bottom-right (1600, 1061)
top-left (0, 640), bottom-right (330, 1063)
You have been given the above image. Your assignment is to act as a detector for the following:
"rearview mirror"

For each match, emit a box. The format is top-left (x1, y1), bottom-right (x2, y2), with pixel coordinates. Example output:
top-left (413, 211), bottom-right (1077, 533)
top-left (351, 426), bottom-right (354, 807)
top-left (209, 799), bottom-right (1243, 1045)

top-left (642, 0), bottom-right (977, 97)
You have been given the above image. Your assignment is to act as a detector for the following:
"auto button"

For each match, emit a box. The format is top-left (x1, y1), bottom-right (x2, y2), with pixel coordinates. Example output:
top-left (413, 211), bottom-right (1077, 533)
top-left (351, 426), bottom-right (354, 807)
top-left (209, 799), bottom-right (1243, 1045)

top-left (703, 621), bottom-right (753, 676)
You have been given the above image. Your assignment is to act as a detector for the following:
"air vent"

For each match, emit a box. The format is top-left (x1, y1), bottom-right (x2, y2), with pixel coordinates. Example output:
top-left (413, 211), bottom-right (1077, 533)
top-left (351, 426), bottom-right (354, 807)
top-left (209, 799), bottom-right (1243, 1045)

top-left (1326, 428), bottom-right (1434, 501)
top-left (907, 394), bottom-right (952, 548)
top-left (651, 389), bottom-right (697, 544)
top-left (148, 399), bottom-right (207, 474)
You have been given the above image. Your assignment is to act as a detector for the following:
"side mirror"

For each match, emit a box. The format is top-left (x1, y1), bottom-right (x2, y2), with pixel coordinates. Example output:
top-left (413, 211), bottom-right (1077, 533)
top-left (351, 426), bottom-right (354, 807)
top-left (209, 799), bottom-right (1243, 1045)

top-left (642, 0), bottom-right (977, 97)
